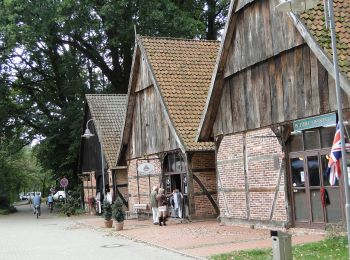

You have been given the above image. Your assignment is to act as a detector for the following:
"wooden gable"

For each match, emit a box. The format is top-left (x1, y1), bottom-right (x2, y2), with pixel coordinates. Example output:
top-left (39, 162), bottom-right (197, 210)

top-left (126, 51), bottom-right (180, 159)
top-left (224, 0), bottom-right (304, 78)
top-left (128, 86), bottom-right (180, 159)
top-left (199, 0), bottom-right (350, 140)
top-left (213, 44), bottom-right (350, 136)
top-left (135, 56), bottom-right (153, 92)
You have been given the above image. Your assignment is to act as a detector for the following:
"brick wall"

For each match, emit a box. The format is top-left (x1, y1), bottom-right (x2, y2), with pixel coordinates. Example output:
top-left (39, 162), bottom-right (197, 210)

top-left (127, 156), bottom-right (162, 211)
top-left (191, 152), bottom-right (218, 218)
top-left (126, 152), bottom-right (218, 219)
top-left (217, 128), bottom-right (287, 227)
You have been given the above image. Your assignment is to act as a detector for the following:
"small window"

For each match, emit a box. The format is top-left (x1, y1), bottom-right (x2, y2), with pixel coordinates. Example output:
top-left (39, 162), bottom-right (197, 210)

top-left (163, 153), bottom-right (185, 173)
top-left (304, 129), bottom-right (320, 150)
top-left (288, 134), bottom-right (303, 152)
top-left (321, 127), bottom-right (336, 148)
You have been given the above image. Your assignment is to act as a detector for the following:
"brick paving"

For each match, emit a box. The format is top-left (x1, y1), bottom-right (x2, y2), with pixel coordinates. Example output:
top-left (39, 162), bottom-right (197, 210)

top-left (77, 215), bottom-right (326, 258)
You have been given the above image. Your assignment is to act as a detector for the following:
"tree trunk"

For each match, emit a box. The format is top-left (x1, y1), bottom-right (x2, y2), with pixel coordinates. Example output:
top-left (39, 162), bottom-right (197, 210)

top-left (206, 0), bottom-right (217, 40)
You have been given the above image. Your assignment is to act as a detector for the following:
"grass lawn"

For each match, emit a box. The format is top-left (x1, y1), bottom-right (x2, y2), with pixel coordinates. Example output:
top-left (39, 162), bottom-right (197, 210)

top-left (211, 236), bottom-right (348, 260)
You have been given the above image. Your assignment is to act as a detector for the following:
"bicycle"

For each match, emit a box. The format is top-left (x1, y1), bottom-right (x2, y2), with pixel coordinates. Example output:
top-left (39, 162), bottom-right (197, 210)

top-left (34, 205), bottom-right (40, 219)
top-left (48, 202), bottom-right (53, 213)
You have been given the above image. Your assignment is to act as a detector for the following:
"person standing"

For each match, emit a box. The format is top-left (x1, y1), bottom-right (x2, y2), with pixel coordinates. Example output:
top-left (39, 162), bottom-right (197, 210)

top-left (172, 189), bottom-right (183, 218)
top-left (95, 192), bottom-right (101, 214)
top-left (150, 186), bottom-right (159, 225)
top-left (156, 188), bottom-right (167, 226)
top-left (46, 193), bottom-right (54, 212)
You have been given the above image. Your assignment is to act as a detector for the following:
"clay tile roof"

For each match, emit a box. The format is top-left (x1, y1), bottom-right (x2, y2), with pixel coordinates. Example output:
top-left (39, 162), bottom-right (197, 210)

top-left (140, 37), bottom-right (220, 151)
top-left (301, 0), bottom-right (350, 79)
top-left (86, 94), bottom-right (127, 167)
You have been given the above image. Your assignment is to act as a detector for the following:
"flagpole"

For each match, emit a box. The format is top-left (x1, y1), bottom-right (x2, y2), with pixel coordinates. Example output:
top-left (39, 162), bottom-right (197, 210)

top-left (328, 0), bottom-right (350, 253)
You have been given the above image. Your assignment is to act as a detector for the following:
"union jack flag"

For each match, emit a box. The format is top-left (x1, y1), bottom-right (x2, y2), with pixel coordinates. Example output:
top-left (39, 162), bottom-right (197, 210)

top-left (327, 123), bottom-right (350, 185)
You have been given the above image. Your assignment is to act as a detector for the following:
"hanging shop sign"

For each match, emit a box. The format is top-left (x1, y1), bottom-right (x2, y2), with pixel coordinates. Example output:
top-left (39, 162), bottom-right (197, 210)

top-left (293, 113), bottom-right (336, 131)
top-left (137, 162), bottom-right (156, 175)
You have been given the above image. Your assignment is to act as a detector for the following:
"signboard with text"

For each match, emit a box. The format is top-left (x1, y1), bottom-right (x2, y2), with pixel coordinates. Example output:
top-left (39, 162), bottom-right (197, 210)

top-left (293, 113), bottom-right (336, 131)
top-left (137, 162), bottom-right (156, 175)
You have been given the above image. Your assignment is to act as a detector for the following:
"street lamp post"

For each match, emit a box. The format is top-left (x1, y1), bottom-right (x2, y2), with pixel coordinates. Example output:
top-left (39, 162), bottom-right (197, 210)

top-left (82, 119), bottom-right (106, 202)
top-left (276, 0), bottom-right (350, 254)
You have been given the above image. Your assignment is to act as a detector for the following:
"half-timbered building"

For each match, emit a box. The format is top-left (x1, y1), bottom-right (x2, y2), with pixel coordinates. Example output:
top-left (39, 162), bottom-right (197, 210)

top-left (78, 94), bottom-right (128, 211)
top-left (117, 36), bottom-right (220, 219)
top-left (197, 0), bottom-right (350, 228)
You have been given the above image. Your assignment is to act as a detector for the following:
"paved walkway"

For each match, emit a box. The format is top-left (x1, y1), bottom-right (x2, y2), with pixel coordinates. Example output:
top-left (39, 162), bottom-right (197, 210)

top-left (77, 215), bottom-right (326, 258)
top-left (0, 204), bottom-right (194, 260)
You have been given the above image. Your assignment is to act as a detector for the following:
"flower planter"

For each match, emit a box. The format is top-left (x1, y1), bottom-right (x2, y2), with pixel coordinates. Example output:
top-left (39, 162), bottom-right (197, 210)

top-left (115, 221), bottom-right (124, 231)
top-left (104, 219), bottom-right (113, 228)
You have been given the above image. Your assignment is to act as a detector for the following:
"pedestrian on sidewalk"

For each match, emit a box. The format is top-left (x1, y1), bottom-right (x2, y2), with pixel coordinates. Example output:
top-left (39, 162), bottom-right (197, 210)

top-left (156, 188), bottom-right (167, 226)
top-left (150, 186), bottom-right (159, 225)
top-left (172, 189), bottom-right (183, 218)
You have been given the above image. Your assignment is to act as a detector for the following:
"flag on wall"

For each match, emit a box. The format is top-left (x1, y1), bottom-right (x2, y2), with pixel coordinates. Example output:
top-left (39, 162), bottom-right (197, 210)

top-left (327, 123), bottom-right (350, 185)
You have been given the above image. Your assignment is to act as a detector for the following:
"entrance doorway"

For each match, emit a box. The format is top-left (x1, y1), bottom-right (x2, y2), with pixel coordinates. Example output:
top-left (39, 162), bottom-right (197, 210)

top-left (288, 127), bottom-right (344, 228)
top-left (163, 152), bottom-right (188, 218)
top-left (163, 153), bottom-right (187, 195)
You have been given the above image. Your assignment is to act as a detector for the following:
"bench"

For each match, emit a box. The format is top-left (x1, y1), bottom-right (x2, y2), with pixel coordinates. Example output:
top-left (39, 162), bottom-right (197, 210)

top-left (125, 204), bottom-right (151, 220)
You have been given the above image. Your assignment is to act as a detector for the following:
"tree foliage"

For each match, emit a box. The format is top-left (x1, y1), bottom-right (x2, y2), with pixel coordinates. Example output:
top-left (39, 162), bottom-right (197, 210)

top-left (0, 0), bottom-right (229, 196)
top-left (0, 142), bottom-right (54, 207)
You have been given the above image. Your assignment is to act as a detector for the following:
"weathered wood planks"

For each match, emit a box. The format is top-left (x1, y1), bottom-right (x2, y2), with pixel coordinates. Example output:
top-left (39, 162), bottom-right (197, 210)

top-left (213, 44), bottom-right (348, 137)
top-left (224, 0), bottom-right (304, 78)
top-left (130, 84), bottom-right (180, 159)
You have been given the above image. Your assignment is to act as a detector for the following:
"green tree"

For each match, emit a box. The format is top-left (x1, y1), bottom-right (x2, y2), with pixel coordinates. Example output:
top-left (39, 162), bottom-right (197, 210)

top-left (172, 0), bottom-right (230, 40)
top-left (0, 0), bottom-right (229, 191)
top-left (0, 141), bottom-right (53, 207)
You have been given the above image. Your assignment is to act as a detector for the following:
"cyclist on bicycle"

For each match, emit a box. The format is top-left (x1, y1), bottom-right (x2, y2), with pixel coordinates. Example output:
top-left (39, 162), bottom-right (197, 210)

top-left (33, 193), bottom-right (41, 216)
top-left (47, 193), bottom-right (53, 212)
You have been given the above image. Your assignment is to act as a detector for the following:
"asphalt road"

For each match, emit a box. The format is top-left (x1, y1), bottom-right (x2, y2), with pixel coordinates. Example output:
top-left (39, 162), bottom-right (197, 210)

top-left (0, 203), bottom-right (193, 260)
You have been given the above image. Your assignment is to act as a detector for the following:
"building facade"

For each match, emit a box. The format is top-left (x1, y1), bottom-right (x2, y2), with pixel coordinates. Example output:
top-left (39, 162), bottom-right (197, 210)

top-left (118, 36), bottom-right (220, 219)
top-left (198, 0), bottom-right (350, 228)
top-left (78, 94), bottom-right (128, 211)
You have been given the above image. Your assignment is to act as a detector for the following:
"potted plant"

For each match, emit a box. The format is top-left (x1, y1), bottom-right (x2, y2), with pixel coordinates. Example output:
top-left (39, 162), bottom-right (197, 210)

top-left (103, 200), bottom-right (113, 228)
top-left (112, 197), bottom-right (125, 231)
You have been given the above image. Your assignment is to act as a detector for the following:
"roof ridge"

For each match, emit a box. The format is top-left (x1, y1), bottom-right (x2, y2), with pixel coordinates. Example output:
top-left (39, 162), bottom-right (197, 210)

top-left (138, 35), bottom-right (219, 43)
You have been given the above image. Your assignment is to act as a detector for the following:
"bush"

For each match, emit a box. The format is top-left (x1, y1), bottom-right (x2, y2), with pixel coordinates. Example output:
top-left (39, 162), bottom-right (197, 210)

top-left (61, 201), bottom-right (77, 216)
top-left (59, 188), bottom-right (81, 216)
top-left (112, 197), bottom-right (125, 223)
top-left (103, 200), bottom-right (112, 221)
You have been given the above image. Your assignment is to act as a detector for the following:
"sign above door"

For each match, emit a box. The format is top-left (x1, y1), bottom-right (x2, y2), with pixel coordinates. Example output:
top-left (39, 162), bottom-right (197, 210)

top-left (137, 162), bottom-right (156, 175)
top-left (293, 113), bottom-right (336, 131)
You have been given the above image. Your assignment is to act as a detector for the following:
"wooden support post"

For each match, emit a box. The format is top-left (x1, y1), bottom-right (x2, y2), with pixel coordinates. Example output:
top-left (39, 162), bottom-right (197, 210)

top-left (184, 152), bottom-right (195, 219)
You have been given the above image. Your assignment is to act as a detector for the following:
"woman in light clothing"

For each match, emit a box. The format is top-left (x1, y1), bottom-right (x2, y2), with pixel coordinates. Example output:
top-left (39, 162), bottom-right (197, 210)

top-left (172, 189), bottom-right (183, 218)
top-left (156, 188), bottom-right (167, 226)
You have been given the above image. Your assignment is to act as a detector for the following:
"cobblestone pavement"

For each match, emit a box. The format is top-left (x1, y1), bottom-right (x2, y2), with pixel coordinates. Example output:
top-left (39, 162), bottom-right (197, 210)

top-left (79, 215), bottom-right (326, 258)
top-left (0, 204), bottom-right (194, 260)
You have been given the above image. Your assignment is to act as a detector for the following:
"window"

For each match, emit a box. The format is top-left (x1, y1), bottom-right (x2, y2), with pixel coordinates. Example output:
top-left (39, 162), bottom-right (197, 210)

top-left (163, 153), bottom-right (185, 173)
top-left (288, 127), bottom-right (336, 152)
